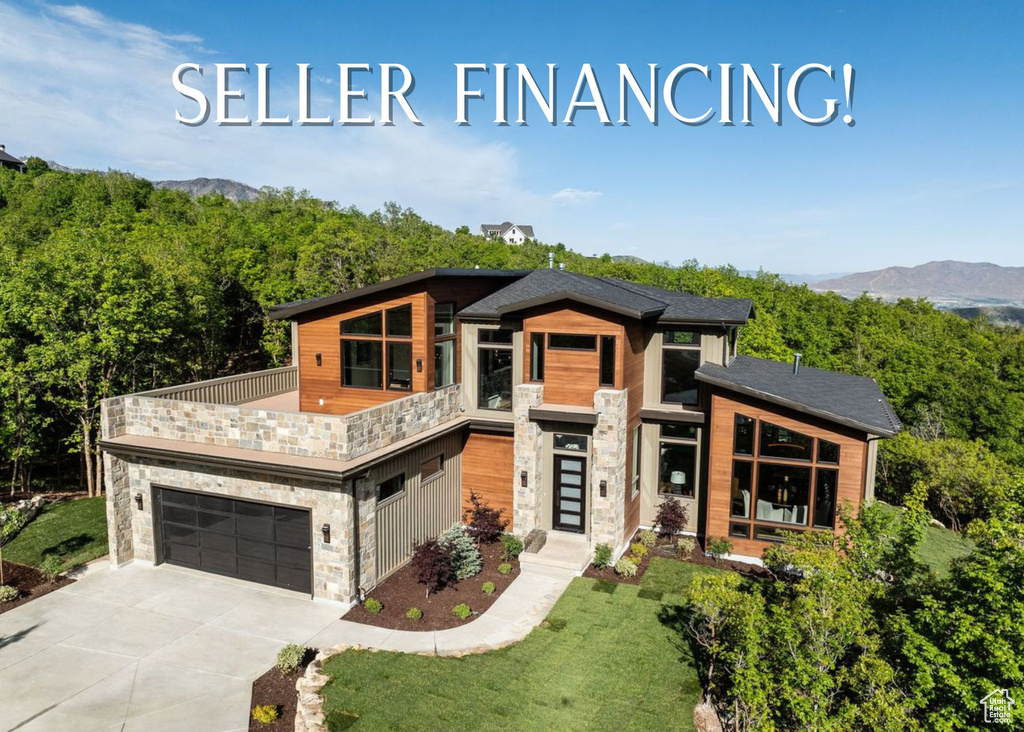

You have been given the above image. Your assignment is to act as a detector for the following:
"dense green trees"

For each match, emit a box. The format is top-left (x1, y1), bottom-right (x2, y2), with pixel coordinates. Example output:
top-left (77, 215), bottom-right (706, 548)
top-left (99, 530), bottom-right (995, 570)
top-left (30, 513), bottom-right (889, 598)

top-left (1, 163), bottom-right (1023, 496)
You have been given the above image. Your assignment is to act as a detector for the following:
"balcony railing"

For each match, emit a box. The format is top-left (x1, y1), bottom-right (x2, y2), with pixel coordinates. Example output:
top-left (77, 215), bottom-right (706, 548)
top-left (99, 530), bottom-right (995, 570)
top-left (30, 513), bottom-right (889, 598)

top-left (133, 365), bottom-right (297, 405)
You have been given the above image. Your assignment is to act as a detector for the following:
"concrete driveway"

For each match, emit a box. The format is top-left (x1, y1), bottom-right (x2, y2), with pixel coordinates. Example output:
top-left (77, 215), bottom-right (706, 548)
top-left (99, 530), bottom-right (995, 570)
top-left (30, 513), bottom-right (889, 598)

top-left (0, 562), bottom-right (347, 732)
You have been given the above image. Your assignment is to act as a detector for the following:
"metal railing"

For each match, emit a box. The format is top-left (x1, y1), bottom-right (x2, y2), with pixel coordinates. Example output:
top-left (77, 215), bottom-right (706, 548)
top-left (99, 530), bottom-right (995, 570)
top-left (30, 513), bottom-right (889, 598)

top-left (133, 366), bottom-right (297, 405)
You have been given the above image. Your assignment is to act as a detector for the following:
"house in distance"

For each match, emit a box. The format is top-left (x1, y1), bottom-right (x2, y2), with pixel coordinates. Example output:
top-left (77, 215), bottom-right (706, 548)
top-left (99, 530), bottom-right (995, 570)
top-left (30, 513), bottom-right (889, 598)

top-left (480, 222), bottom-right (534, 244)
top-left (0, 145), bottom-right (26, 173)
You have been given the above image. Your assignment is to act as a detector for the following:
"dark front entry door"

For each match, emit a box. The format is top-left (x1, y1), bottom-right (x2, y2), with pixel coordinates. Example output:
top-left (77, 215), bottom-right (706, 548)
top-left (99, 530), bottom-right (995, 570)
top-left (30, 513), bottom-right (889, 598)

top-left (155, 487), bottom-right (312, 593)
top-left (553, 455), bottom-right (586, 533)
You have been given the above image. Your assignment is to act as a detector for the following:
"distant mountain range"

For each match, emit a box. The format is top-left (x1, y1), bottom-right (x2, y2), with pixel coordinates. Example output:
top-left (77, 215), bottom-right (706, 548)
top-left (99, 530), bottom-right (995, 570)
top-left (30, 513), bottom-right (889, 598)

top-left (950, 305), bottom-right (1024, 328)
top-left (41, 160), bottom-right (260, 202)
top-left (739, 270), bottom-right (851, 285)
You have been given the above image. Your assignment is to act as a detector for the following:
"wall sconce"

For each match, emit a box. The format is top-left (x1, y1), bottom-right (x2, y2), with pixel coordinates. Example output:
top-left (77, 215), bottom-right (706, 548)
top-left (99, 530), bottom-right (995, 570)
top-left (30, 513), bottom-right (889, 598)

top-left (520, 471), bottom-right (528, 488)
top-left (315, 352), bottom-right (322, 367)
top-left (599, 480), bottom-right (607, 498)
top-left (322, 524), bottom-right (331, 544)
top-left (416, 358), bottom-right (423, 373)
top-left (134, 492), bottom-right (143, 510)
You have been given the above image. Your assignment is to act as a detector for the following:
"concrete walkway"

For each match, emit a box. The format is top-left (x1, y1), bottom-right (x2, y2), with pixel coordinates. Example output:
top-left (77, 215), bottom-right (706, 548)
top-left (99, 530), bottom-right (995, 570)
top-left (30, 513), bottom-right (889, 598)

top-left (0, 561), bottom-right (575, 731)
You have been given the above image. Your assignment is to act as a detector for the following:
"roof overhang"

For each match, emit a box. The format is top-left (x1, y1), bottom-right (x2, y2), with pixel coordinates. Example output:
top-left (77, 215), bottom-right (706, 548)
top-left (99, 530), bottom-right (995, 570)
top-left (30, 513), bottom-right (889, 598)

top-left (488, 292), bottom-right (664, 320)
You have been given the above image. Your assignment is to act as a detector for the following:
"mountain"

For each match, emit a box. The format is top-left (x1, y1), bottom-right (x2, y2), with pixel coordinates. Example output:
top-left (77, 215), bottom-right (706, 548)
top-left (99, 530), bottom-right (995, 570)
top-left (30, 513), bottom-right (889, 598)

top-left (812, 261), bottom-right (1024, 305)
top-left (951, 305), bottom-right (1024, 328)
top-left (739, 270), bottom-right (851, 285)
top-left (151, 178), bottom-right (260, 201)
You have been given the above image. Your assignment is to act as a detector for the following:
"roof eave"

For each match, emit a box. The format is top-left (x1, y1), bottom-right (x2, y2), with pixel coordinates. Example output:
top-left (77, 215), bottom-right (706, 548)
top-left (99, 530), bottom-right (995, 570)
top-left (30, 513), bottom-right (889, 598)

top-left (492, 292), bottom-right (665, 320)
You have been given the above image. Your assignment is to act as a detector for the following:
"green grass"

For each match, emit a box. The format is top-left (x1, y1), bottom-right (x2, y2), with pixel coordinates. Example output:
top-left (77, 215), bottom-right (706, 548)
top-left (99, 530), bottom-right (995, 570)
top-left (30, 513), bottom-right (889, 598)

top-left (876, 503), bottom-right (974, 576)
top-left (4, 496), bottom-right (108, 570)
top-left (320, 557), bottom-right (722, 732)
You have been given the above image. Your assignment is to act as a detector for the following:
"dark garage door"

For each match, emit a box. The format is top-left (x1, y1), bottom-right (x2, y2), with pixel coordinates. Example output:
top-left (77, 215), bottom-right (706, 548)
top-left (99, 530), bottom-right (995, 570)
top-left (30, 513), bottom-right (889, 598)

top-left (156, 488), bottom-right (312, 593)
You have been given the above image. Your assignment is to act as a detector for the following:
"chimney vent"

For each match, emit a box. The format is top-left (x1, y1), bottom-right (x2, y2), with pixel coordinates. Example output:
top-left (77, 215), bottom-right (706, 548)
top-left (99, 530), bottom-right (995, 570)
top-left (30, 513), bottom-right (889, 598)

top-left (548, 252), bottom-right (555, 269)
top-left (0, 144), bottom-right (5, 151)
top-left (558, 262), bottom-right (566, 270)
top-left (793, 353), bottom-right (802, 376)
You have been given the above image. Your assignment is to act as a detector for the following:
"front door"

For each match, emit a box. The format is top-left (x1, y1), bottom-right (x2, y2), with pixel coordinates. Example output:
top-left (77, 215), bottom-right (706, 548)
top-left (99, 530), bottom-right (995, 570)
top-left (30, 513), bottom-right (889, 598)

top-left (553, 454), bottom-right (586, 533)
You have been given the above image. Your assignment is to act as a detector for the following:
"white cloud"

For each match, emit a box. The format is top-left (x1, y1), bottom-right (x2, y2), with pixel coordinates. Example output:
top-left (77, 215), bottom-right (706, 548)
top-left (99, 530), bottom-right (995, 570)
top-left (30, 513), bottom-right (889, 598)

top-left (550, 187), bottom-right (602, 204)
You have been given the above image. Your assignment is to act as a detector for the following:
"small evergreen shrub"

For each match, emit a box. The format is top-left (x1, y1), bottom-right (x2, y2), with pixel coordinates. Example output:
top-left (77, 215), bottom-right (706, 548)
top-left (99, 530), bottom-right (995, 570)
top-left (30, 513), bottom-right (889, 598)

top-left (705, 537), bottom-right (734, 561)
top-left (251, 705), bottom-right (279, 724)
top-left (464, 491), bottom-right (509, 543)
top-left (39, 555), bottom-right (64, 584)
top-left (630, 542), bottom-right (649, 558)
top-left (438, 524), bottom-right (483, 580)
top-left (497, 562), bottom-right (513, 575)
top-left (406, 607), bottom-right (423, 621)
top-left (452, 603), bottom-right (472, 620)
top-left (411, 538), bottom-right (456, 594)
top-left (655, 498), bottom-right (689, 539)
top-left (614, 557), bottom-right (639, 577)
top-left (482, 581), bottom-right (496, 595)
top-left (638, 530), bottom-right (657, 548)
top-left (364, 597), bottom-right (383, 614)
top-left (676, 537), bottom-right (696, 559)
top-left (592, 543), bottom-right (613, 569)
top-left (0, 585), bottom-right (18, 603)
top-left (275, 643), bottom-right (307, 674)
top-left (500, 533), bottom-right (524, 560)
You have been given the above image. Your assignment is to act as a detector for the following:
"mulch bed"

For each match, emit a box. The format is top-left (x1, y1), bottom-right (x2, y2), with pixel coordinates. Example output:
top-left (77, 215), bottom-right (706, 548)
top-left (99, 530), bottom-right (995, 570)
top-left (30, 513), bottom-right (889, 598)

top-left (0, 560), bottom-right (74, 615)
top-left (583, 549), bottom-right (652, 585)
top-left (344, 542), bottom-right (520, 631)
top-left (248, 649), bottom-right (317, 732)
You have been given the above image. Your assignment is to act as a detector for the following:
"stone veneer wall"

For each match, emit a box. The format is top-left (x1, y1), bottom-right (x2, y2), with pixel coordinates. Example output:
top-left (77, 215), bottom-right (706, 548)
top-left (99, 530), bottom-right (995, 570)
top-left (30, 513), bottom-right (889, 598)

top-left (512, 384), bottom-right (544, 535)
top-left (102, 384), bottom-right (460, 462)
top-left (590, 389), bottom-right (628, 553)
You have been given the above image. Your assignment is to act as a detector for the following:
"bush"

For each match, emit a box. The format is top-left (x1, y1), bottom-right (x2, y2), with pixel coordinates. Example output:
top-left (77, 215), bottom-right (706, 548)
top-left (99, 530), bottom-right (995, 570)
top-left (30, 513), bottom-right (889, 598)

top-left (411, 538), bottom-right (456, 594)
top-left (482, 581), bottom-right (496, 595)
top-left (0, 585), bottom-right (18, 603)
top-left (592, 543), bottom-right (613, 569)
top-left (464, 491), bottom-right (509, 543)
top-left (364, 597), bottom-right (383, 614)
top-left (438, 524), bottom-right (483, 580)
top-left (500, 533), bottom-right (524, 561)
top-left (406, 607), bottom-right (423, 621)
top-left (614, 557), bottom-right (638, 578)
top-left (251, 705), bottom-right (279, 724)
top-left (705, 537), bottom-right (734, 561)
top-left (39, 555), bottom-right (63, 584)
top-left (452, 603), bottom-right (472, 620)
top-left (497, 562), bottom-right (513, 575)
top-left (638, 530), bottom-right (657, 548)
top-left (275, 643), bottom-right (307, 675)
top-left (630, 542), bottom-right (648, 558)
top-left (655, 498), bottom-right (689, 539)
top-left (676, 537), bottom-right (696, 559)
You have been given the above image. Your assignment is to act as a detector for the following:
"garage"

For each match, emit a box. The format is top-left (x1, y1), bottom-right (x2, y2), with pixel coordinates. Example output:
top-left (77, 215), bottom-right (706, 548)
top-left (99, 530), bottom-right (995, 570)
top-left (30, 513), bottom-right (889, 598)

top-left (154, 487), bottom-right (312, 594)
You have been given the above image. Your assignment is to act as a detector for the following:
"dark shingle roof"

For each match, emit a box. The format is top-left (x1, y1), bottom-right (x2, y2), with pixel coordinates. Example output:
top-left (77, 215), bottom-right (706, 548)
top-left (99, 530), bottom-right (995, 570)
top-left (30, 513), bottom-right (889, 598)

top-left (696, 355), bottom-right (902, 436)
top-left (597, 277), bottom-right (754, 323)
top-left (0, 148), bottom-right (24, 168)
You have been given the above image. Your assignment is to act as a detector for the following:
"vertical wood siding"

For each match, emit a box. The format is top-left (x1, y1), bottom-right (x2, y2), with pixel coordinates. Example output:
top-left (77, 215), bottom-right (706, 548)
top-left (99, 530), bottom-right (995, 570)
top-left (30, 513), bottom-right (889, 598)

top-left (622, 321), bottom-right (647, 542)
top-left (461, 431), bottom-right (515, 530)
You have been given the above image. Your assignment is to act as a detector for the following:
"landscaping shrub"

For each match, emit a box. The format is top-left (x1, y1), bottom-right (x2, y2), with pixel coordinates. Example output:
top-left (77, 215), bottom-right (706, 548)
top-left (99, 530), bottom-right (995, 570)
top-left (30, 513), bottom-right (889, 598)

top-left (39, 555), bottom-right (63, 584)
top-left (705, 537), bottom-right (733, 561)
top-left (364, 597), bottom-right (383, 614)
top-left (592, 543), bottom-right (613, 569)
top-left (630, 542), bottom-right (648, 558)
top-left (676, 537), bottom-right (696, 559)
top-left (638, 530), bottom-right (657, 548)
top-left (406, 607), bottom-right (423, 621)
top-left (500, 532), bottom-right (524, 560)
top-left (0, 585), bottom-right (18, 603)
top-left (614, 557), bottom-right (638, 578)
top-left (275, 643), bottom-right (307, 675)
top-left (452, 603), bottom-right (472, 620)
top-left (411, 538), bottom-right (456, 594)
top-left (0, 508), bottom-right (28, 585)
top-left (497, 562), bottom-right (513, 575)
top-left (482, 581), bottom-right (496, 595)
top-left (654, 498), bottom-right (688, 539)
top-left (251, 704), bottom-right (279, 724)
top-left (464, 491), bottom-right (509, 543)
top-left (438, 524), bottom-right (483, 580)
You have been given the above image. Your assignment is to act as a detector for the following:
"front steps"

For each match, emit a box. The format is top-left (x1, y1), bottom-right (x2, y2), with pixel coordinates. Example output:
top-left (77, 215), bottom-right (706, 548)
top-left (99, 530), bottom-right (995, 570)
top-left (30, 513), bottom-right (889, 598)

top-left (519, 531), bottom-right (592, 573)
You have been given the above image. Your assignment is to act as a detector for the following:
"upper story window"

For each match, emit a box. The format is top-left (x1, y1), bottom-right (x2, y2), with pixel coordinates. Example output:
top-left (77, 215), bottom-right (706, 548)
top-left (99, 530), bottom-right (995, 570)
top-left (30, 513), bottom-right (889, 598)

top-left (759, 422), bottom-right (813, 461)
top-left (530, 333), bottom-right (545, 382)
top-left (342, 312), bottom-right (382, 336)
top-left (340, 306), bottom-right (412, 391)
top-left (386, 304), bottom-right (412, 338)
top-left (478, 328), bottom-right (514, 411)
top-left (548, 333), bottom-right (597, 351)
top-left (599, 336), bottom-right (616, 387)
top-left (434, 303), bottom-right (455, 337)
top-left (661, 329), bottom-right (701, 407)
top-left (434, 303), bottom-right (456, 388)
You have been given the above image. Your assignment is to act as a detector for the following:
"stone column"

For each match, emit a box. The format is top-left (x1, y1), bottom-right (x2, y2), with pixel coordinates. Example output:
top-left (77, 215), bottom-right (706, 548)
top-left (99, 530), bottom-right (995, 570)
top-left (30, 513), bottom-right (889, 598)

top-left (354, 476), bottom-right (377, 595)
top-left (591, 389), bottom-right (628, 554)
top-left (513, 384), bottom-right (544, 535)
top-left (103, 453), bottom-right (134, 565)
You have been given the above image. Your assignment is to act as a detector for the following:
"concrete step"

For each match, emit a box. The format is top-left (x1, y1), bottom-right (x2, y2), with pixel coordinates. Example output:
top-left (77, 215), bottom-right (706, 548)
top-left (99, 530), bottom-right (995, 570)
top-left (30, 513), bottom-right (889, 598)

top-left (520, 552), bottom-right (591, 572)
top-left (519, 533), bottom-right (592, 573)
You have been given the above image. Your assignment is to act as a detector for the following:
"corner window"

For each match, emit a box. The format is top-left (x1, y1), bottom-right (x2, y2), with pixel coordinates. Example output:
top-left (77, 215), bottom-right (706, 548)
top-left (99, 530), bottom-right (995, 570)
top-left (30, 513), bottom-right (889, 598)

top-left (341, 312), bottom-right (382, 336)
top-left (530, 333), bottom-right (545, 382)
top-left (419, 454), bottom-right (444, 482)
top-left (478, 329), bottom-right (513, 411)
top-left (341, 305), bottom-right (416, 392)
top-left (342, 341), bottom-right (382, 388)
top-left (548, 333), bottom-right (597, 351)
top-left (377, 473), bottom-right (405, 502)
top-left (599, 336), bottom-right (616, 387)
top-left (661, 330), bottom-right (701, 406)
top-left (386, 304), bottom-right (412, 338)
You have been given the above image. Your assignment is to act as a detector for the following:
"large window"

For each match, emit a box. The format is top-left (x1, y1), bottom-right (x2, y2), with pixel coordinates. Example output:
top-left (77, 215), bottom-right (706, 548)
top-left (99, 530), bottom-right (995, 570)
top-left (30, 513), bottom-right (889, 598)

top-left (658, 424), bottom-right (698, 499)
top-left (341, 305), bottom-right (413, 391)
top-left (342, 340), bottom-right (382, 388)
top-left (478, 329), bottom-right (513, 411)
top-left (729, 414), bottom-right (844, 541)
top-left (434, 302), bottom-right (456, 388)
top-left (387, 342), bottom-right (412, 390)
top-left (662, 329), bottom-right (701, 406)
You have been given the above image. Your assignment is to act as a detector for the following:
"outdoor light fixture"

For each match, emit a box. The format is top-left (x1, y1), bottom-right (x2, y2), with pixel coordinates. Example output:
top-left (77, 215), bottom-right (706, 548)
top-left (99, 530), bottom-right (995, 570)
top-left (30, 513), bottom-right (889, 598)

top-left (134, 492), bottom-right (143, 510)
top-left (315, 352), bottom-right (322, 367)
top-left (599, 480), bottom-right (607, 497)
top-left (416, 358), bottom-right (423, 373)
top-left (322, 523), bottom-right (331, 543)
top-left (520, 471), bottom-right (528, 487)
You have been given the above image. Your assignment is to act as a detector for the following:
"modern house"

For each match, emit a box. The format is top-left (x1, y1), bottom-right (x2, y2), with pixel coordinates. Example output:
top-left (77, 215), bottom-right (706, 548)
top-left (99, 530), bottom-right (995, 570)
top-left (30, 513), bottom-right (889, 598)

top-left (480, 222), bottom-right (534, 244)
top-left (0, 145), bottom-right (26, 173)
top-left (100, 267), bottom-right (900, 604)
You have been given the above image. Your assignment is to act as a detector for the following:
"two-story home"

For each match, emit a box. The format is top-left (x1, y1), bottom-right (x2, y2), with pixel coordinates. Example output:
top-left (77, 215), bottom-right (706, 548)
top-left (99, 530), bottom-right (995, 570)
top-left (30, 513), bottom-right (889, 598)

top-left (0, 145), bottom-right (26, 173)
top-left (100, 267), bottom-right (900, 604)
top-left (480, 222), bottom-right (534, 244)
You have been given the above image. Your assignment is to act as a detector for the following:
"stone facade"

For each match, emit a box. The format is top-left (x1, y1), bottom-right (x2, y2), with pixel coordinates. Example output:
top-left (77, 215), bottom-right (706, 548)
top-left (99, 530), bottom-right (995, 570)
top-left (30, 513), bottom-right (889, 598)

top-left (512, 384), bottom-right (545, 535)
top-left (590, 389), bottom-right (628, 553)
top-left (354, 475), bottom-right (377, 592)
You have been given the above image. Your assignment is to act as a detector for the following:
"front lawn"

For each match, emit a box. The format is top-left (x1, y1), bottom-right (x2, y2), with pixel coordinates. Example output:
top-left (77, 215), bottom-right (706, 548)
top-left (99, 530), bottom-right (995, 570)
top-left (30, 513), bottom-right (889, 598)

top-left (320, 558), bottom-right (721, 731)
top-left (4, 496), bottom-right (108, 570)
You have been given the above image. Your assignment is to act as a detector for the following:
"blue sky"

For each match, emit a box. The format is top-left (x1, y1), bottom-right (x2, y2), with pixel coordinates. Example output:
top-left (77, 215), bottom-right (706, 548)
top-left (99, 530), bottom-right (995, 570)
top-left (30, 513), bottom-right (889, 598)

top-left (0, 1), bottom-right (1021, 273)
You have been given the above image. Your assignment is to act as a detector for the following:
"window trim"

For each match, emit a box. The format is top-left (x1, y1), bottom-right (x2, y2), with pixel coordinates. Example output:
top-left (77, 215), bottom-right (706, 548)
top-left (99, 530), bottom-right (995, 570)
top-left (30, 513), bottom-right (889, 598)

top-left (419, 454), bottom-right (445, 484)
top-left (376, 472), bottom-right (406, 505)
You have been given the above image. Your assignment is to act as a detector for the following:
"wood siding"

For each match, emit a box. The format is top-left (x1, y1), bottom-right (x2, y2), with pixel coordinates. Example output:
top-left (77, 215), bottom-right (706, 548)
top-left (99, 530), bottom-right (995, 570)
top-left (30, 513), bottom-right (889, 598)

top-left (373, 431), bottom-right (463, 580)
top-left (623, 320), bottom-right (647, 542)
top-left (705, 389), bottom-right (869, 558)
top-left (461, 431), bottom-right (515, 530)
